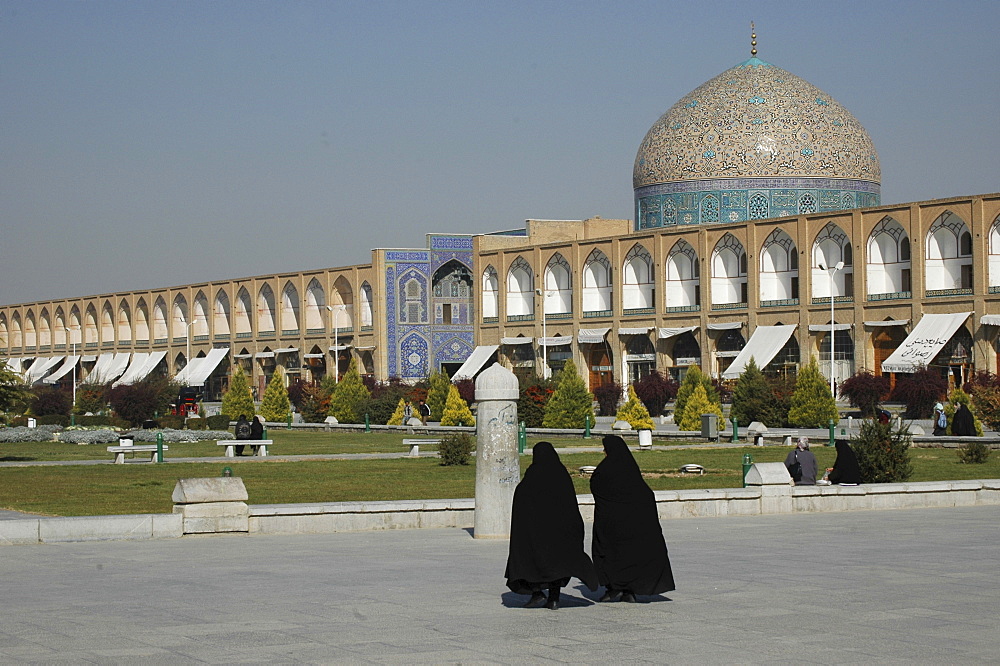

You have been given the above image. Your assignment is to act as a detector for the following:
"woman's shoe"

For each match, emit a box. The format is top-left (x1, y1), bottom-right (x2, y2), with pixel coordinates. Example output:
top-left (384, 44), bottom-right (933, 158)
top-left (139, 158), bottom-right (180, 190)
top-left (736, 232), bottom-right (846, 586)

top-left (620, 591), bottom-right (637, 603)
top-left (599, 588), bottom-right (621, 602)
top-left (545, 588), bottom-right (560, 610)
top-left (524, 592), bottom-right (546, 608)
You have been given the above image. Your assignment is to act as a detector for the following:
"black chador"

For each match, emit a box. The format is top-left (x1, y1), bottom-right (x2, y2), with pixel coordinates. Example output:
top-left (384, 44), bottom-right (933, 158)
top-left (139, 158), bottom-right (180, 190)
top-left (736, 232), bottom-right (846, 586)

top-left (828, 439), bottom-right (863, 485)
top-left (505, 442), bottom-right (598, 610)
top-left (590, 435), bottom-right (675, 602)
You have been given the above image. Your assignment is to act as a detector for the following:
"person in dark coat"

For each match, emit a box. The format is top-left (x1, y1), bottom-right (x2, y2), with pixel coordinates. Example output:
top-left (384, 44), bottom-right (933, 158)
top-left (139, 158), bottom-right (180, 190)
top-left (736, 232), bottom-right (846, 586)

top-left (827, 439), bottom-right (863, 485)
top-left (952, 403), bottom-right (977, 436)
top-left (505, 442), bottom-right (598, 610)
top-left (784, 437), bottom-right (818, 485)
top-left (234, 414), bottom-right (251, 456)
top-left (590, 435), bottom-right (675, 603)
top-left (249, 416), bottom-right (265, 455)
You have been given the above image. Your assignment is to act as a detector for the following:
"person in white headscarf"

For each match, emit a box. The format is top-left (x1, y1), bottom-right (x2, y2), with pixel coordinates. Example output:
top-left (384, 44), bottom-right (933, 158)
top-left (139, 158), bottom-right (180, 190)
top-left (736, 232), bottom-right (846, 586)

top-left (784, 437), bottom-right (818, 485)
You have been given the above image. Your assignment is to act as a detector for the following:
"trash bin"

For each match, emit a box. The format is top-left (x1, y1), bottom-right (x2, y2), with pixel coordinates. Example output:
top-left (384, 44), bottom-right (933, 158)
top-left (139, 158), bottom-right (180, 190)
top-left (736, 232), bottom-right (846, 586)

top-left (700, 413), bottom-right (718, 440)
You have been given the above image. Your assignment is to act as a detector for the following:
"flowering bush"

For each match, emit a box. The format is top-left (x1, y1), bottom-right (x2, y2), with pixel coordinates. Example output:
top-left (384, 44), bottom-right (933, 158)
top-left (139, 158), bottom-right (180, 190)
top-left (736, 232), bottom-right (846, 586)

top-left (57, 429), bottom-right (121, 444)
top-left (122, 429), bottom-right (234, 442)
top-left (0, 426), bottom-right (58, 443)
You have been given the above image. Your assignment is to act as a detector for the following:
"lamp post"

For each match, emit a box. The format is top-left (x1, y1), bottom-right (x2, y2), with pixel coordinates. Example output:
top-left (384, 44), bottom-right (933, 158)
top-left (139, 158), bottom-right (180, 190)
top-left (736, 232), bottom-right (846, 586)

top-left (185, 318), bottom-right (200, 381)
top-left (64, 327), bottom-right (77, 413)
top-left (326, 305), bottom-right (343, 383)
top-left (535, 288), bottom-right (549, 380)
top-left (818, 261), bottom-right (844, 398)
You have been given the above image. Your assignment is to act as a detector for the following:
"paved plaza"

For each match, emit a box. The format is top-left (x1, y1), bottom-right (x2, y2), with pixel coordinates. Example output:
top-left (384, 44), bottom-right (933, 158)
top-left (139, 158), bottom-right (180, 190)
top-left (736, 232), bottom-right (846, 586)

top-left (1, 505), bottom-right (998, 664)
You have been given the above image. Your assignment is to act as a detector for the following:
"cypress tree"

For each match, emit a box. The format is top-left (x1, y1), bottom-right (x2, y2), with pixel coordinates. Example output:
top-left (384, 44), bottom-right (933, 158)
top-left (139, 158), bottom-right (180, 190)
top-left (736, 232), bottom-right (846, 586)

top-left (542, 359), bottom-right (595, 429)
top-left (787, 357), bottom-right (839, 428)
top-left (386, 398), bottom-right (407, 426)
top-left (673, 365), bottom-right (719, 426)
top-left (328, 358), bottom-right (371, 424)
top-left (678, 383), bottom-right (724, 431)
top-left (259, 369), bottom-right (292, 423)
top-left (426, 371), bottom-right (451, 422)
top-left (615, 385), bottom-right (655, 430)
top-left (221, 366), bottom-right (256, 421)
top-left (730, 358), bottom-right (782, 426)
top-left (440, 385), bottom-right (476, 426)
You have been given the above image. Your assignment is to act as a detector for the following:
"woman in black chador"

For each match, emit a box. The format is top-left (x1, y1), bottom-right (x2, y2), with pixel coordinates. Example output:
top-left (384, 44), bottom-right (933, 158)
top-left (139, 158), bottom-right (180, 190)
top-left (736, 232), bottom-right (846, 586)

top-left (590, 435), bottom-right (675, 603)
top-left (828, 439), bottom-right (863, 485)
top-left (505, 442), bottom-right (598, 610)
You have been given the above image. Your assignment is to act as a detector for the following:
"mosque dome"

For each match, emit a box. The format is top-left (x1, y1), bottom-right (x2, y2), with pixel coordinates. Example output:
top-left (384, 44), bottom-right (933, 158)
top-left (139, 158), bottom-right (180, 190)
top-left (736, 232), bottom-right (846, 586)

top-left (633, 54), bottom-right (880, 229)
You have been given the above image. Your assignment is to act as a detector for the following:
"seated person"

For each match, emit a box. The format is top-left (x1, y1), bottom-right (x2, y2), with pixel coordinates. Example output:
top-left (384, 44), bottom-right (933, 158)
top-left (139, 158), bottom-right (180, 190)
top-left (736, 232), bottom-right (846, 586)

top-left (234, 414), bottom-right (252, 456)
top-left (249, 416), bottom-right (264, 455)
top-left (784, 437), bottom-right (818, 485)
top-left (827, 440), bottom-right (862, 485)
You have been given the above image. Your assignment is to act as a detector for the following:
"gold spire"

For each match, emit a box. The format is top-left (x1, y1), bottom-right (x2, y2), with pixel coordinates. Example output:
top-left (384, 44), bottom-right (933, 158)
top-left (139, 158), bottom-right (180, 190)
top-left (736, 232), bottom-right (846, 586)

top-left (751, 21), bottom-right (757, 57)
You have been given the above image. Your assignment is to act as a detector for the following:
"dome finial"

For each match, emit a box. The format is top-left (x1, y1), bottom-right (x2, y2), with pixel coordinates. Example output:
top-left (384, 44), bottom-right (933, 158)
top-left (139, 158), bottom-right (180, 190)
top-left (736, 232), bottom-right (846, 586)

top-left (750, 21), bottom-right (757, 57)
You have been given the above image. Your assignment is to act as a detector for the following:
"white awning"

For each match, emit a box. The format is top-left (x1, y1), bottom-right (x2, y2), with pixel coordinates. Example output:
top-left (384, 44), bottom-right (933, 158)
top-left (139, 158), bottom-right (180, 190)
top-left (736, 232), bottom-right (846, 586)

top-left (329, 345), bottom-right (351, 352)
top-left (275, 347), bottom-right (298, 354)
top-left (303, 353), bottom-right (325, 359)
top-left (2, 357), bottom-right (28, 376)
top-left (83, 353), bottom-right (115, 384)
top-left (618, 327), bottom-right (653, 335)
top-left (501, 337), bottom-right (533, 345)
top-left (233, 353), bottom-right (253, 359)
top-left (881, 312), bottom-right (972, 374)
top-left (980, 315), bottom-right (1000, 326)
top-left (355, 345), bottom-right (377, 351)
top-left (808, 323), bottom-right (853, 332)
top-left (708, 321), bottom-right (743, 331)
top-left (255, 351), bottom-right (275, 358)
top-left (184, 347), bottom-right (230, 387)
top-left (577, 328), bottom-right (610, 344)
top-left (112, 353), bottom-right (149, 386)
top-left (114, 351), bottom-right (167, 386)
top-left (25, 356), bottom-right (64, 384)
top-left (865, 319), bottom-right (909, 327)
top-left (81, 355), bottom-right (97, 362)
top-left (104, 353), bottom-right (131, 384)
top-left (44, 355), bottom-right (81, 383)
top-left (538, 336), bottom-right (573, 346)
top-left (659, 326), bottom-right (698, 339)
top-left (452, 345), bottom-right (499, 381)
top-left (722, 325), bottom-right (798, 379)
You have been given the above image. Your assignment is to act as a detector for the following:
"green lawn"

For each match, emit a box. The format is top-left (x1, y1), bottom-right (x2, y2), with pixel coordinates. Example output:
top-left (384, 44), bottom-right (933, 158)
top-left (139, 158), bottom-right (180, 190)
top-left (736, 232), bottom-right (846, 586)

top-left (0, 433), bottom-right (997, 517)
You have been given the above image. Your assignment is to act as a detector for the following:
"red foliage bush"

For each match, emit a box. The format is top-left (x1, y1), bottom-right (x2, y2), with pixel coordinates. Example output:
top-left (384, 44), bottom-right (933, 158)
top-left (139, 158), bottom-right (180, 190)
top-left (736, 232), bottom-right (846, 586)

top-left (593, 381), bottom-right (623, 416)
top-left (839, 371), bottom-right (891, 417)
top-left (632, 371), bottom-right (678, 416)
top-left (30, 386), bottom-right (72, 417)
top-left (454, 378), bottom-right (476, 405)
top-left (890, 368), bottom-right (948, 418)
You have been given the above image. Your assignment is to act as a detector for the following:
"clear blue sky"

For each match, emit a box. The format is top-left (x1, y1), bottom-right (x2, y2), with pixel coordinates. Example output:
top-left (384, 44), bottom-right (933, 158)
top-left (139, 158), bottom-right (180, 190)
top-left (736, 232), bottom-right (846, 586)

top-left (2, 0), bottom-right (998, 305)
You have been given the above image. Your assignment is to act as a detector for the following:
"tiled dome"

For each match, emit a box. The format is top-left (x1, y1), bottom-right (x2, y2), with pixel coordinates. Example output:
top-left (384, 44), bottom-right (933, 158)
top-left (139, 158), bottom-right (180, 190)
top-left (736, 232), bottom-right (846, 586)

top-left (633, 56), bottom-right (881, 229)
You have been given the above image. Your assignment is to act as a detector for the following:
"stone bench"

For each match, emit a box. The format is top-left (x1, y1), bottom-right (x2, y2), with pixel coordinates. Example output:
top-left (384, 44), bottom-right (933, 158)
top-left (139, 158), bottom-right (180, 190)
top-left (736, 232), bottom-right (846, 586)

top-left (107, 444), bottom-right (168, 464)
top-left (217, 440), bottom-right (273, 457)
top-left (402, 439), bottom-right (441, 457)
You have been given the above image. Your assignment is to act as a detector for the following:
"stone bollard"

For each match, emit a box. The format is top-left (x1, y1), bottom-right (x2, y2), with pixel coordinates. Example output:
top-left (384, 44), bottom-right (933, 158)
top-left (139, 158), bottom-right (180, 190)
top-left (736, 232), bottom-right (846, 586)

top-left (744, 462), bottom-right (793, 514)
top-left (172, 477), bottom-right (249, 534)
top-left (473, 363), bottom-right (520, 539)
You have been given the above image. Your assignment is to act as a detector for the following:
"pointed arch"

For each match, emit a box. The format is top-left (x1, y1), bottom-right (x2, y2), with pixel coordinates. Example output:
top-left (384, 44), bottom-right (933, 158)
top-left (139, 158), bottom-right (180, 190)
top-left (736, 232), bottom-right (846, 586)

top-left (234, 288), bottom-right (252, 337)
top-left (213, 290), bottom-right (231, 337)
top-left (257, 284), bottom-right (276, 333)
top-left (152, 297), bottom-right (169, 342)
top-left (760, 229), bottom-right (799, 303)
top-left (623, 243), bottom-right (653, 310)
top-left (582, 249), bottom-right (612, 314)
top-left (171, 295), bottom-right (189, 339)
top-left (24, 311), bottom-right (37, 348)
top-left (134, 299), bottom-right (150, 342)
top-left (38, 308), bottom-right (52, 347)
top-left (543, 252), bottom-right (572, 315)
top-left (331, 276), bottom-right (354, 330)
top-left (192, 291), bottom-right (210, 337)
top-left (867, 216), bottom-right (911, 297)
top-left (359, 282), bottom-right (373, 327)
top-left (0, 315), bottom-right (9, 350)
top-left (505, 257), bottom-right (534, 318)
top-left (304, 278), bottom-right (326, 331)
top-left (665, 239), bottom-right (700, 310)
top-left (811, 222), bottom-right (854, 301)
top-left (281, 282), bottom-right (300, 334)
top-left (711, 233), bottom-right (748, 307)
top-left (117, 299), bottom-right (132, 344)
top-left (53, 308), bottom-right (67, 346)
top-left (84, 305), bottom-right (99, 345)
top-left (925, 211), bottom-right (973, 292)
top-left (100, 302), bottom-right (115, 344)
top-left (482, 265), bottom-right (499, 320)
top-left (988, 214), bottom-right (1000, 291)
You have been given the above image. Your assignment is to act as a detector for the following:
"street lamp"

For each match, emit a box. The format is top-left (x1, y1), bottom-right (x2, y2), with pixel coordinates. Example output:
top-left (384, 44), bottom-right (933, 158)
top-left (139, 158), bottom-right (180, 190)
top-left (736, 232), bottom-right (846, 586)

top-left (818, 261), bottom-right (845, 398)
top-left (326, 305), bottom-right (344, 383)
top-left (185, 318), bottom-right (200, 381)
top-left (64, 326), bottom-right (77, 413)
top-left (535, 287), bottom-right (549, 380)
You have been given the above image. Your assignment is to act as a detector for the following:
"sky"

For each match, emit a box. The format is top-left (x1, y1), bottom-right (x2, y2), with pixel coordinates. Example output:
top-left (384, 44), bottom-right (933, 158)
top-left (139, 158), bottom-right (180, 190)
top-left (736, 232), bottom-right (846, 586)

top-left (2, 0), bottom-right (998, 306)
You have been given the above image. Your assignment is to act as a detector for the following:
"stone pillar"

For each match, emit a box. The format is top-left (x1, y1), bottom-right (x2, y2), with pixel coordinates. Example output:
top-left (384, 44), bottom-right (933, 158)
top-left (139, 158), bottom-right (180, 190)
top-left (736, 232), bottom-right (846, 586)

top-left (474, 363), bottom-right (520, 539)
top-left (172, 477), bottom-right (249, 534)
top-left (743, 462), bottom-right (793, 514)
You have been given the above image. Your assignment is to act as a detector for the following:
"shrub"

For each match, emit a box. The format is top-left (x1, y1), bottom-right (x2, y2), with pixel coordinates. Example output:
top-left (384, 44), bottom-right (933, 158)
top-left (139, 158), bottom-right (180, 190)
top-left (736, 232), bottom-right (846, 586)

top-left (57, 428), bottom-right (122, 445)
top-left (730, 358), bottom-right (782, 427)
top-left (839, 371), bottom-right (891, 417)
top-left (386, 398), bottom-right (408, 426)
top-left (851, 419), bottom-right (913, 483)
top-left (678, 384), bottom-right (724, 431)
top-left (362, 390), bottom-right (404, 426)
top-left (328, 358), bottom-right (371, 424)
top-left (221, 366), bottom-right (256, 422)
top-left (30, 386), bottom-right (72, 417)
top-left (0, 427), bottom-right (57, 443)
top-left (787, 358), bottom-right (839, 428)
top-left (0, 360), bottom-right (31, 414)
top-left (969, 383), bottom-right (1000, 431)
top-left (260, 369), bottom-right (292, 423)
top-left (37, 414), bottom-right (70, 427)
top-left (438, 432), bottom-right (475, 466)
top-left (454, 378), bottom-right (476, 406)
top-left (518, 378), bottom-right (555, 428)
top-left (593, 381), bottom-right (623, 416)
top-left (632, 371), bottom-right (678, 417)
top-left (891, 368), bottom-right (947, 419)
top-left (299, 384), bottom-right (332, 423)
top-left (74, 385), bottom-right (109, 415)
top-left (109, 381), bottom-right (165, 426)
top-left (205, 414), bottom-right (231, 430)
top-left (286, 378), bottom-right (309, 410)
top-left (958, 439), bottom-right (991, 464)
top-left (157, 414), bottom-right (185, 430)
top-left (440, 385), bottom-right (476, 427)
top-left (426, 371), bottom-right (452, 422)
top-left (542, 359), bottom-right (595, 429)
top-left (615, 385), bottom-right (655, 430)
top-left (944, 388), bottom-right (983, 436)
top-left (673, 366), bottom-right (720, 426)
top-left (121, 428), bottom-right (233, 443)
top-left (765, 376), bottom-right (795, 428)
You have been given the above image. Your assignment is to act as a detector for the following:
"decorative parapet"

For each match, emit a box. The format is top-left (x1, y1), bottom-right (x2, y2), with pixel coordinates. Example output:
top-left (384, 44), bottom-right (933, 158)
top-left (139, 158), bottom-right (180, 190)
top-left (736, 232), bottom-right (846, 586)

top-left (810, 296), bottom-right (854, 305)
top-left (506, 314), bottom-right (535, 322)
top-left (582, 309), bottom-right (612, 318)
top-left (666, 304), bottom-right (700, 313)
top-left (926, 288), bottom-right (973, 298)
top-left (623, 307), bottom-right (655, 316)
top-left (711, 302), bottom-right (747, 311)
top-left (867, 291), bottom-right (911, 301)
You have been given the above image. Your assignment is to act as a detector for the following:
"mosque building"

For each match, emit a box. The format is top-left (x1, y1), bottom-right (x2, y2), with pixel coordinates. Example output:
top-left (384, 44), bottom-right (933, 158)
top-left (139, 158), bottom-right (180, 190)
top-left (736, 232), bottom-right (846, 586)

top-left (2, 38), bottom-right (999, 402)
